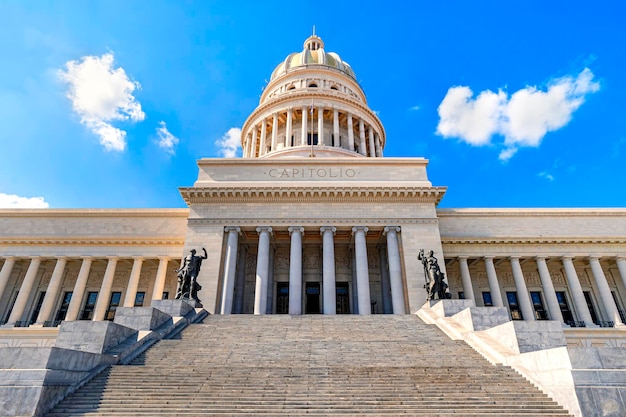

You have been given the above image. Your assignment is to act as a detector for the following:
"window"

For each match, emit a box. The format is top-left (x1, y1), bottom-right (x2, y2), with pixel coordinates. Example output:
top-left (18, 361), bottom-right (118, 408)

top-left (29, 291), bottom-right (46, 325)
top-left (276, 283), bottom-right (288, 314)
top-left (80, 292), bottom-right (98, 320)
top-left (530, 291), bottom-right (548, 320)
top-left (308, 83), bottom-right (318, 88)
top-left (611, 291), bottom-right (626, 323)
top-left (55, 292), bottom-right (73, 322)
top-left (134, 292), bottom-right (145, 307)
top-left (105, 292), bottom-right (122, 321)
top-left (307, 133), bottom-right (319, 145)
top-left (162, 292), bottom-right (169, 300)
top-left (482, 292), bottom-right (493, 307)
top-left (583, 291), bottom-right (599, 324)
top-left (555, 291), bottom-right (574, 324)
top-left (458, 291), bottom-right (465, 300)
top-left (507, 291), bottom-right (523, 320)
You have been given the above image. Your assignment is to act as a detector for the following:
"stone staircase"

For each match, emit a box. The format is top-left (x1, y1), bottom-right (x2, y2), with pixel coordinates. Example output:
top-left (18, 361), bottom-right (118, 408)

top-left (45, 315), bottom-right (571, 416)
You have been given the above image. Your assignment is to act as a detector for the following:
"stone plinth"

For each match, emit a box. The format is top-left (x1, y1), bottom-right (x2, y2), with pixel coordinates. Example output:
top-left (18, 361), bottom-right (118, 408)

top-left (114, 307), bottom-right (173, 331)
top-left (55, 321), bottom-right (136, 354)
top-left (151, 299), bottom-right (197, 318)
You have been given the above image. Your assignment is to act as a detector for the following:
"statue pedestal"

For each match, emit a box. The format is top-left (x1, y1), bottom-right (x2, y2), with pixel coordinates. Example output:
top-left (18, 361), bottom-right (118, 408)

top-left (151, 299), bottom-right (200, 318)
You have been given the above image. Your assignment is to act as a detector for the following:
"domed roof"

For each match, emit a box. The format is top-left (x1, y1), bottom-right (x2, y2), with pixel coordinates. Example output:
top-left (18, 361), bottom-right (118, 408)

top-left (270, 35), bottom-right (356, 81)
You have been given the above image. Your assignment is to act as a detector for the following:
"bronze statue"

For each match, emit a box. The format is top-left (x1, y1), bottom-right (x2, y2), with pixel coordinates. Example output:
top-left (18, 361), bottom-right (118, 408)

top-left (418, 249), bottom-right (451, 301)
top-left (175, 248), bottom-right (207, 302)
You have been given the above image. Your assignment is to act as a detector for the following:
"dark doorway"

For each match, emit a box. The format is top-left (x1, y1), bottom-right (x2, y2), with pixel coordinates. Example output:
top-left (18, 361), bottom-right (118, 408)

top-left (276, 283), bottom-right (289, 314)
top-left (336, 283), bottom-right (350, 314)
top-left (305, 282), bottom-right (321, 314)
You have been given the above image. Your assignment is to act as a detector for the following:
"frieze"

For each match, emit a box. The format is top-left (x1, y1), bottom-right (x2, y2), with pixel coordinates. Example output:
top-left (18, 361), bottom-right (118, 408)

top-left (266, 167), bottom-right (358, 179)
top-left (187, 218), bottom-right (439, 226)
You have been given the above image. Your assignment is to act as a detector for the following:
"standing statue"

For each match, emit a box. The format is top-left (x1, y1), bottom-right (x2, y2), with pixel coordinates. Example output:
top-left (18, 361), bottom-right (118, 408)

top-left (175, 248), bottom-right (207, 303)
top-left (418, 249), bottom-right (451, 301)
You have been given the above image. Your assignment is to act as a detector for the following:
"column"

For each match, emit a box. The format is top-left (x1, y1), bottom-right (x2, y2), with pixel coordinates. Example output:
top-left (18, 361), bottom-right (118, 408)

top-left (301, 106), bottom-right (308, 145)
top-left (379, 245), bottom-right (392, 313)
top-left (317, 106), bottom-right (324, 145)
top-left (536, 257), bottom-right (564, 322)
top-left (375, 134), bottom-right (382, 157)
top-left (458, 257), bottom-right (476, 303)
top-left (65, 257), bottom-right (93, 321)
top-left (384, 226), bottom-right (406, 314)
top-left (289, 226), bottom-right (304, 315)
top-left (285, 108), bottom-right (293, 148)
top-left (333, 109), bottom-right (340, 147)
top-left (321, 226), bottom-right (336, 315)
top-left (233, 245), bottom-right (247, 314)
top-left (368, 127), bottom-right (376, 157)
top-left (123, 257), bottom-right (143, 307)
top-left (358, 120), bottom-right (367, 156)
top-left (259, 119), bottom-right (267, 156)
top-left (221, 226), bottom-right (241, 314)
top-left (151, 257), bottom-right (169, 302)
top-left (5, 257), bottom-right (41, 326)
top-left (352, 226), bottom-right (371, 315)
top-left (617, 257), bottom-right (626, 295)
top-left (34, 257), bottom-right (67, 325)
top-left (93, 257), bottom-right (118, 321)
top-left (250, 128), bottom-right (257, 158)
top-left (0, 257), bottom-right (16, 304)
top-left (271, 113), bottom-right (278, 152)
top-left (347, 113), bottom-right (355, 151)
top-left (562, 257), bottom-right (594, 326)
top-left (589, 257), bottom-right (624, 325)
top-left (510, 257), bottom-right (535, 321)
top-left (484, 257), bottom-right (504, 306)
top-left (254, 227), bottom-right (272, 315)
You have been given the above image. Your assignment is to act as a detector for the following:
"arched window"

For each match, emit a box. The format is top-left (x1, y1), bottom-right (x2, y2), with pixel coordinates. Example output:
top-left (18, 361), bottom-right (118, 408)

top-left (308, 83), bottom-right (318, 88)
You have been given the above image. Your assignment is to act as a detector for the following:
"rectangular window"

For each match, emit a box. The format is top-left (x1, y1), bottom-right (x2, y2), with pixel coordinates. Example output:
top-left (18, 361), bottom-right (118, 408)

top-left (55, 291), bottom-right (73, 322)
top-left (458, 291), bottom-right (465, 300)
top-left (530, 291), bottom-right (548, 320)
top-left (482, 292), bottom-right (493, 307)
top-left (276, 283), bottom-right (289, 314)
top-left (307, 133), bottom-right (319, 145)
top-left (105, 292), bottom-right (122, 321)
top-left (555, 291), bottom-right (574, 324)
top-left (507, 291), bottom-right (523, 320)
top-left (583, 291), bottom-right (599, 325)
top-left (29, 291), bottom-right (47, 325)
top-left (134, 292), bottom-right (145, 307)
top-left (80, 292), bottom-right (98, 320)
top-left (162, 292), bottom-right (169, 300)
top-left (611, 291), bottom-right (626, 323)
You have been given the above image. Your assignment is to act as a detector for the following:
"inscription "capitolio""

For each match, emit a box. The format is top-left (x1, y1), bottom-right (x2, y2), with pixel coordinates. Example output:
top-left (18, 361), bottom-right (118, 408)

top-left (265, 168), bottom-right (357, 179)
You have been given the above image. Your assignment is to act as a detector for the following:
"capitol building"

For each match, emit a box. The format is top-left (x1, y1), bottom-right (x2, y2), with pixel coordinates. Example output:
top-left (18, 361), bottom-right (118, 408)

top-left (1, 35), bottom-right (625, 417)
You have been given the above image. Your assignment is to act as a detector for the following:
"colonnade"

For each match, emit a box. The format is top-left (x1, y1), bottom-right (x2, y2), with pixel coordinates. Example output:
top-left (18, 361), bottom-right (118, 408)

top-left (454, 255), bottom-right (626, 327)
top-left (242, 106), bottom-right (383, 158)
top-left (0, 256), bottom-right (171, 327)
top-left (219, 225), bottom-right (406, 315)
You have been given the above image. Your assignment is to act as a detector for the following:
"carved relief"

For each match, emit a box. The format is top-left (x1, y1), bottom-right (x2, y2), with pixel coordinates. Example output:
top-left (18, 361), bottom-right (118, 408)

top-left (477, 273), bottom-right (487, 285)
top-left (552, 271), bottom-right (565, 285)
top-left (336, 249), bottom-right (351, 269)
top-left (368, 252), bottom-right (379, 269)
top-left (304, 250), bottom-right (320, 269)
top-left (274, 254), bottom-right (289, 270)
top-left (246, 253), bottom-right (257, 271)
top-left (527, 272), bottom-right (540, 286)
top-left (501, 272), bottom-right (514, 285)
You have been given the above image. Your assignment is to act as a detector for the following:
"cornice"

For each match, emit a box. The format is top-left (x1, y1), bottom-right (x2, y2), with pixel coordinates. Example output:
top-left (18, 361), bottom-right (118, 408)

top-left (179, 186), bottom-right (447, 205)
top-left (188, 218), bottom-right (439, 226)
top-left (0, 237), bottom-right (186, 246)
top-left (441, 236), bottom-right (626, 245)
top-left (437, 208), bottom-right (626, 217)
top-left (0, 208), bottom-right (190, 218)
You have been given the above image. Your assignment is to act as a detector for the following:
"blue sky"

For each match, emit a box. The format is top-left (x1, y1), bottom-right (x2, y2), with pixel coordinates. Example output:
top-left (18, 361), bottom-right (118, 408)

top-left (1, 1), bottom-right (625, 209)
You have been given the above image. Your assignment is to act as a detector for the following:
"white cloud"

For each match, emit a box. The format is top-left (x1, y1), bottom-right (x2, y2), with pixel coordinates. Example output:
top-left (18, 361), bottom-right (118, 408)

top-left (0, 193), bottom-right (49, 208)
top-left (437, 68), bottom-right (600, 159)
top-left (156, 121), bottom-right (179, 155)
top-left (58, 53), bottom-right (145, 151)
top-left (538, 171), bottom-right (555, 181)
top-left (215, 127), bottom-right (242, 158)
top-left (409, 105), bottom-right (421, 111)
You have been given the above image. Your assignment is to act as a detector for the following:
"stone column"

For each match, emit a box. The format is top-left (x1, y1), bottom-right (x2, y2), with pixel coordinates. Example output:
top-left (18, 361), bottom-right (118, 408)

top-left (254, 226), bottom-right (272, 315)
top-left (358, 120), bottom-right (367, 156)
top-left (536, 257), bottom-right (564, 322)
top-left (617, 257), bottom-right (626, 296)
top-left (93, 257), bottom-right (118, 321)
top-left (5, 257), bottom-right (41, 326)
top-left (34, 257), bottom-right (67, 325)
top-left (286, 108), bottom-right (293, 148)
top-left (562, 257), bottom-right (594, 326)
top-left (317, 106), bottom-right (324, 145)
top-left (65, 257), bottom-right (93, 321)
top-left (0, 257), bottom-right (16, 305)
top-left (233, 245), bottom-right (247, 314)
top-left (220, 226), bottom-right (241, 314)
top-left (123, 257), bottom-right (143, 307)
top-left (333, 109), bottom-right (340, 147)
top-left (321, 226), bottom-right (337, 315)
top-left (484, 257), bottom-right (504, 306)
top-left (151, 257), bottom-right (170, 302)
top-left (301, 106), bottom-right (308, 145)
top-left (352, 226), bottom-right (371, 315)
top-left (384, 226), bottom-right (406, 314)
top-left (375, 134), bottom-right (383, 157)
top-left (289, 226), bottom-right (304, 315)
top-left (510, 257), bottom-right (535, 321)
top-left (259, 119), bottom-right (267, 156)
top-left (368, 127), bottom-right (376, 157)
top-left (458, 257), bottom-right (475, 303)
top-left (250, 128), bottom-right (257, 158)
top-left (245, 133), bottom-right (253, 158)
top-left (589, 257), bottom-right (624, 325)
top-left (347, 113), bottom-right (355, 151)
top-left (271, 113), bottom-right (278, 151)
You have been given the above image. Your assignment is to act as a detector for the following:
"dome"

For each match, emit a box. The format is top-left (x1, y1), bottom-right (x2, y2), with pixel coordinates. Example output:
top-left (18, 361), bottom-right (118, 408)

top-left (270, 35), bottom-right (356, 81)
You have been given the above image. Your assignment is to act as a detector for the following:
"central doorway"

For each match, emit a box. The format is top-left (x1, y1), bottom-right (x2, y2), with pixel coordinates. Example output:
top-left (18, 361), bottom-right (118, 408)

top-left (305, 282), bottom-right (321, 314)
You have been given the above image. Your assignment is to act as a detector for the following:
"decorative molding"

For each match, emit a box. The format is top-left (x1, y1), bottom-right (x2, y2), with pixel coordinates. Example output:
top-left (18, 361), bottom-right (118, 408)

top-left (188, 218), bottom-right (439, 226)
top-left (0, 237), bottom-right (185, 247)
top-left (442, 237), bottom-right (626, 245)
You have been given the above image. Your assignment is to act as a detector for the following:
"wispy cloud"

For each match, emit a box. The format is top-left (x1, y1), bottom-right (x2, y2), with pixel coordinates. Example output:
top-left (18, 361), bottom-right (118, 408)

top-left (409, 105), bottom-right (420, 111)
top-left (215, 127), bottom-right (242, 158)
top-left (538, 171), bottom-right (555, 181)
top-left (156, 121), bottom-right (179, 155)
top-left (0, 193), bottom-right (49, 208)
top-left (58, 52), bottom-right (145, 152)
top-left (437, 68), bottom-right (600, 161)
